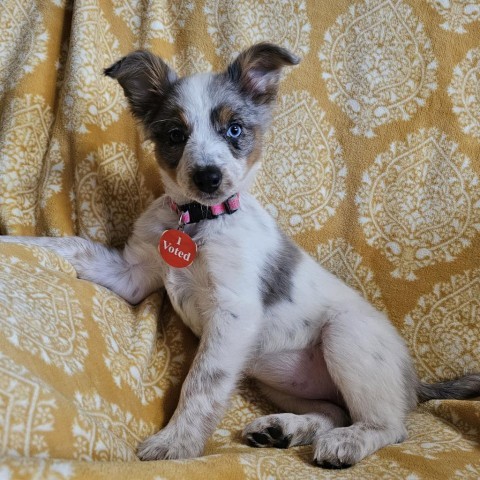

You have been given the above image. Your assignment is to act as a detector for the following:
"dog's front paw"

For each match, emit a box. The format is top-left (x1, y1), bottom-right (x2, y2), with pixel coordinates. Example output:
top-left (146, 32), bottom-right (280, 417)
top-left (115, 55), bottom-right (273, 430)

top-left (137, 428), bottom-right (203, 461)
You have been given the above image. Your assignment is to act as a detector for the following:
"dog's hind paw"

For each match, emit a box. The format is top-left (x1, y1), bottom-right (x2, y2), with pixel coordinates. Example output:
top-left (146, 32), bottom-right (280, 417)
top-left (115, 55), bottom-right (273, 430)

top-left (243, 413), bottom-right (313, 449)
top-left (313, 428), bottom-right (363, 468)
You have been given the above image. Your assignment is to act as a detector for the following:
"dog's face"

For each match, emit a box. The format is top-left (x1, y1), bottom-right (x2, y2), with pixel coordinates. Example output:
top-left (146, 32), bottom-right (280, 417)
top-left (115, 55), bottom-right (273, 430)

top-left (105, 44), bottom-right (299, 205)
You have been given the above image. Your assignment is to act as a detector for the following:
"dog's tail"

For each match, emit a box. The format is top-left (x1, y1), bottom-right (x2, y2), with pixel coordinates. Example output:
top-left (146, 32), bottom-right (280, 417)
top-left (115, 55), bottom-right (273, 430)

top-left (417, 373), bottom-right (480, 402)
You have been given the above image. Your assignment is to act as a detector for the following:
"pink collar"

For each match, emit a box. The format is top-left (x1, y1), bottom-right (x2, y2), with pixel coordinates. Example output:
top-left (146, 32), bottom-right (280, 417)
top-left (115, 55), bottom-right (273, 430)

top-left (169, 194), bottom-right (240, 225)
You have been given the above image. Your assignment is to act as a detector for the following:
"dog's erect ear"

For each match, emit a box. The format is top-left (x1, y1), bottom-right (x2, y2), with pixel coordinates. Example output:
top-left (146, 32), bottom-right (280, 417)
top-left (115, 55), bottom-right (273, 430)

top-left (227, 43), bottom-right (300, 104)
top-left (104, 50), bottom-right (177, 122)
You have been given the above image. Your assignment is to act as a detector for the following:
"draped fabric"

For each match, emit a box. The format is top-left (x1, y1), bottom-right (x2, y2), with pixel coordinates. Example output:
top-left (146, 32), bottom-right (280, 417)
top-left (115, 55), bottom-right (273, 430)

top-left (0, 1), bottom-right (479, 478)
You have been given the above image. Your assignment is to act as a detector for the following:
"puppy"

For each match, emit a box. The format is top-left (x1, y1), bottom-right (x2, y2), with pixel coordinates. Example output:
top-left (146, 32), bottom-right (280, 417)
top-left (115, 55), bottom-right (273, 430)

top-left (2, 43), bottom-right (479, 468)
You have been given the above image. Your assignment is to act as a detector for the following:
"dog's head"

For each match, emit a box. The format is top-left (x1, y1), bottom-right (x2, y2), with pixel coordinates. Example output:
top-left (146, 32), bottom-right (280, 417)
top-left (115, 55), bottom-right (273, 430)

top-left (105, 43), bottom-right (299, 205)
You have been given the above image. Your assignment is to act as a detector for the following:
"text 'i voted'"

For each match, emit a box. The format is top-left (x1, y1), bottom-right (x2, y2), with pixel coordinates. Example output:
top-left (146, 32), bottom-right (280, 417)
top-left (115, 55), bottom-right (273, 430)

top-left (159, 230), bottom-right (197, 268)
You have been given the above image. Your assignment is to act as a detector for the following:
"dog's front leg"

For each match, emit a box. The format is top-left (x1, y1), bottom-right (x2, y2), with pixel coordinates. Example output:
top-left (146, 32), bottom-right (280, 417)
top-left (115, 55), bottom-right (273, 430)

top-left (137, 301), bottom-right (260, 460)
top-left (0, 235), bottom-right (163, 304)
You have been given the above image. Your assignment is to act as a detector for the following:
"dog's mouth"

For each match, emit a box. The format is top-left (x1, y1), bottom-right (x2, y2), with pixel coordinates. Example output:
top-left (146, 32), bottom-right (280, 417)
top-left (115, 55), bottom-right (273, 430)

top-left (186, 180), bottom-right (236, 206)
top-left (190, 190), bottom-right (234, 206)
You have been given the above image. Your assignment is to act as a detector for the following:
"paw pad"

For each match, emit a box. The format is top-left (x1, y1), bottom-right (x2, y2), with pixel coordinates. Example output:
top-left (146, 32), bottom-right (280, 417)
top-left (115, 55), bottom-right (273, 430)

top-left (246, 427), bottom-right (292, 449)
top-left (316, 460), bottom-right (352, 469)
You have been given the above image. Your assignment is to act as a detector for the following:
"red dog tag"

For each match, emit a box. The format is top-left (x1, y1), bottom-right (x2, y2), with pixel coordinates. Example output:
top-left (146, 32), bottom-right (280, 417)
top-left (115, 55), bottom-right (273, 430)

top-left (159, 230), bottom-right (197, 268)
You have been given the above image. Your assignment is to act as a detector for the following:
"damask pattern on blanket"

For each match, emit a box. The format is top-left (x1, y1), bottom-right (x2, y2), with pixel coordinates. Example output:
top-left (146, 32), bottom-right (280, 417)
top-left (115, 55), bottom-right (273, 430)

top-left (0, 0), bottom-right (478, 479)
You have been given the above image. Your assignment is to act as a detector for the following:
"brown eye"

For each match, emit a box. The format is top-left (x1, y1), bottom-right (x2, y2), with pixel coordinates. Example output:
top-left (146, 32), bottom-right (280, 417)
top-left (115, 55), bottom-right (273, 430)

top-left (169, 128), bottom-right (186, 144)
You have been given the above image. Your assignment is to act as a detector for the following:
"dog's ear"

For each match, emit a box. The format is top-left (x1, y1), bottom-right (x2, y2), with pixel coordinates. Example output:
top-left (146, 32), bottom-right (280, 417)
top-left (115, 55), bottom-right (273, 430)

top-left (227, 43), bottom-right (300, 104)
top-left (104, 50), bottom-right (177, 122)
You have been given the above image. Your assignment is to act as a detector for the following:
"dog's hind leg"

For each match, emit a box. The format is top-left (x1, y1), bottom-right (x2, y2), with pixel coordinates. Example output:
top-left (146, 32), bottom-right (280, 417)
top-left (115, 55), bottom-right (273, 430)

top-left (243, 383), bottom-right (349, 449)
top-left (312, 303), bottom-right (416, 468)
top-left (0, 235), bottom-right (164, 304)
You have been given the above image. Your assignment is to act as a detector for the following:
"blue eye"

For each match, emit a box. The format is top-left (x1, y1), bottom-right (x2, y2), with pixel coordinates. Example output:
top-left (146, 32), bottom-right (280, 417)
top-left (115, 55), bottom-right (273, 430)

top-left (226, 123), bottom-right (242, 138)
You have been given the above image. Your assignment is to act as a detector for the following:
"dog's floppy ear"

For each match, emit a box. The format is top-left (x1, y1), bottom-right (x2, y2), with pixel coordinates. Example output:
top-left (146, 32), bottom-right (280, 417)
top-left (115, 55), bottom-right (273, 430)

top-left (227, 43), bottom-right (300, 104)
top-left (104, 50), bottom-right (177, 122)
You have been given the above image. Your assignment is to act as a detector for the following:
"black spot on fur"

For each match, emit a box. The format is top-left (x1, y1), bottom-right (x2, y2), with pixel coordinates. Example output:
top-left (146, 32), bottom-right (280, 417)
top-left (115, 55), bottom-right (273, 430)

top-left (372, 351), bottom-right (385, 362)
top-left (202, 369), bottom-right (227, 386)
top-left (130, 285), bottom-right (141, 302)
top-left (260, 231), bottom-right (301, 308)
top-left (178, 293), bottom-right (187, 311)
top-left (285, 327), bottom-right (296, 340)
top-left (302, 318), bottom-right (310, 327)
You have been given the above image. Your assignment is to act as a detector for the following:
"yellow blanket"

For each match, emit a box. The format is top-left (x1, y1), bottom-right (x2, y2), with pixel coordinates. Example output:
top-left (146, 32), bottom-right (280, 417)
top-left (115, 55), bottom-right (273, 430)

top-left (0, 0), bottom-right (479, 478)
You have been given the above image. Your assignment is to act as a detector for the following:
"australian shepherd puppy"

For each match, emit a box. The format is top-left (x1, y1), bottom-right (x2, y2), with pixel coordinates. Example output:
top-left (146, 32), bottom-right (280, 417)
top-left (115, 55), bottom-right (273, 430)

top-left (2, 43), bottom-right (479, 468)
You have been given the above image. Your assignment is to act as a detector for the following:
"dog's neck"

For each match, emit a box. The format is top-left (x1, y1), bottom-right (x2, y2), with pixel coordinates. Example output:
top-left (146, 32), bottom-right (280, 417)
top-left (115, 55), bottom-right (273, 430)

top-left (169, 194), bottom-right (241, 226)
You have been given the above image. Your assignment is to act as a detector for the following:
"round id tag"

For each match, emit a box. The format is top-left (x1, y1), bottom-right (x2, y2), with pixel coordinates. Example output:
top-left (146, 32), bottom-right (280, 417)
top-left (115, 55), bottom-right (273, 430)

top-left (159, 229), bottom-right (197, 268)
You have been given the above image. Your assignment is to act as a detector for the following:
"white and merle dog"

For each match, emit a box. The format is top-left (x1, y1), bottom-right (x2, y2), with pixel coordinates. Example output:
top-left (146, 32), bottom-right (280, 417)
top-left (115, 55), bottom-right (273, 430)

top-left (2, 43), bottom-right (479, 468)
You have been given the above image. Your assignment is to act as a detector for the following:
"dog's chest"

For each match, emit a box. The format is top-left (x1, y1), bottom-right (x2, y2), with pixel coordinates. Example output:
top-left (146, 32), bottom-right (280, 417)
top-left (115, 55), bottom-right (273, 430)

top-left (161, 222), bottom-right (264, 337)
top-left (160, 200), bottom-right (283, 337)
top-left (164, 264), bottom-right (206, 337)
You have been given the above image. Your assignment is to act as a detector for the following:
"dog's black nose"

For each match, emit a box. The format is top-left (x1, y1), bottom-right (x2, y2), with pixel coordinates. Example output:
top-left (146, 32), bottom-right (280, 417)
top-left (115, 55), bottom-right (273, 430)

top-left (192, 167), bottom-right (222, 194)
